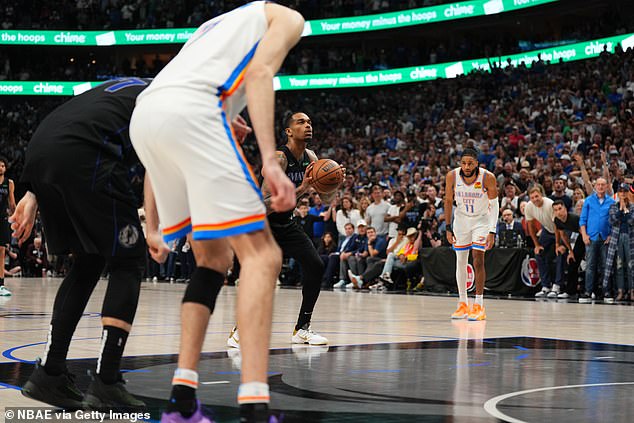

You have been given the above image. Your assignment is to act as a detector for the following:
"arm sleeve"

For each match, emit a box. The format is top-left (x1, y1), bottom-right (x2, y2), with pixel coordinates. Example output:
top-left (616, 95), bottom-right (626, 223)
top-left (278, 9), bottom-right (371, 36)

top-left (489, 198), bottom-right (499, 233)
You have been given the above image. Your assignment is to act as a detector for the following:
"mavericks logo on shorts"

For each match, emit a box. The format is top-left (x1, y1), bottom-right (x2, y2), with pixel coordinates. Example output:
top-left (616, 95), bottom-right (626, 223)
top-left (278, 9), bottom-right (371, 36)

top-left (521, 255), bottom-right (540, 287)
top-left (118, 224), bottom-right (140, 248)
top-left (466, 264), bottom-right (476, 292)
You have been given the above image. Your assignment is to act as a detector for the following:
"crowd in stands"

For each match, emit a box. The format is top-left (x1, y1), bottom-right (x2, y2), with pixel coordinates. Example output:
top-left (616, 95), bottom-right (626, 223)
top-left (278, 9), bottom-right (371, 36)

top-left (2, 1), bottom-right (633, 82)
top-left (2, 36), bottom-right (633, 300)
top-left (0, 1), bottom-right (467, 31)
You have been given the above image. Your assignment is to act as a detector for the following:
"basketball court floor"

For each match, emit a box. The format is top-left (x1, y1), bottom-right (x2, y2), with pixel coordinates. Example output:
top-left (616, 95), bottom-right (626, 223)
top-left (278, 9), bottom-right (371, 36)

top-left (1, 277), bottom-right (633, 422)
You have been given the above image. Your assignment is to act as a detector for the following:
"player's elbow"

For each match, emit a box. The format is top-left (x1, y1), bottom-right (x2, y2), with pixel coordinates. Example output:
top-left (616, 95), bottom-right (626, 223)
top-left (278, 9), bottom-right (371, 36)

top-left (245, 63), bottom-right (274, 83)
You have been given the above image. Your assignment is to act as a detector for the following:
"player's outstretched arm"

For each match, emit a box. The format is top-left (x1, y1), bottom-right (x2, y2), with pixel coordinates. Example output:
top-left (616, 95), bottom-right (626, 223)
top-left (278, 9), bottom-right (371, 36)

top-left (245, 4), bottom-right (303, 212)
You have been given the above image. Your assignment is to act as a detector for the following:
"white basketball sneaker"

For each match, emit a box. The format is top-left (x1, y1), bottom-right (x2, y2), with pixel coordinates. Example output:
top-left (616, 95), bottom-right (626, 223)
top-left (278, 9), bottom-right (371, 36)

top-left (227, 326), bottom-right (240, 349)
top-left (0, 286), bottom-right (12, 296)
top-left (291, 325), bottom-right (328, 345)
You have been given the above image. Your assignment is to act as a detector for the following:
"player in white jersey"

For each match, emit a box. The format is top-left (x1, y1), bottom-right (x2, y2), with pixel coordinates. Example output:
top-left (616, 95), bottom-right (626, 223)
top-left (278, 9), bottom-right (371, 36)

top-left (129, 3), bottom-right (303, 422)
top-left (444, 148), bottom-right (499, 321)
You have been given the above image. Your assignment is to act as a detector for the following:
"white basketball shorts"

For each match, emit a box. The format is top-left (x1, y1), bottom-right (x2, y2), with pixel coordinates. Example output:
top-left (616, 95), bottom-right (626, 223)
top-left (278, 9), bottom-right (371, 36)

top-left (452, 213), bottom-right (489, 252)
top-left (130, 92), bottom-right (265, 242)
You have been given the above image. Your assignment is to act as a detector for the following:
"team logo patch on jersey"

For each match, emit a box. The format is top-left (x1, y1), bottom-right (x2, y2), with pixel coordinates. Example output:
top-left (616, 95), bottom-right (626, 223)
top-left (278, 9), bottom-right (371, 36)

top-left (474, 182), bottom-right (482, 189)
top-left (118, 224), bottom-right (140, 248)
top-left (466, 264), bottom-right (476, 292)
top-left (521, 255), bottom-right (541, 287)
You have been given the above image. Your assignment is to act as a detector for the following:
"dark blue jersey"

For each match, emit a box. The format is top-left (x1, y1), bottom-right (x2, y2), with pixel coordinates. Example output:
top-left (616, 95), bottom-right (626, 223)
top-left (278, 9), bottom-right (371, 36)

top-left (268, 145), bottom-right (312, 224)
top-left (21, 78), bottom-right (152, 206)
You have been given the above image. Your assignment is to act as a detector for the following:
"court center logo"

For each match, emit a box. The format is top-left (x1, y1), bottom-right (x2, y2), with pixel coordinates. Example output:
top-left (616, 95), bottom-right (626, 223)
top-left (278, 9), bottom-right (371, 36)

top-left (118, 224), bottom-right (140, 248)
top-left (466, 264), bottom-right (476, 292)
top-left (521, 255), bottom-right (541, 287)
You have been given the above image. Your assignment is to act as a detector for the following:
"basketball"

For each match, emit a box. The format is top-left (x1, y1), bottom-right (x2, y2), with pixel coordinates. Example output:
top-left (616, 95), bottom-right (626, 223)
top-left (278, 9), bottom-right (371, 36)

top-left (309, 159), bottom-right (344, 194)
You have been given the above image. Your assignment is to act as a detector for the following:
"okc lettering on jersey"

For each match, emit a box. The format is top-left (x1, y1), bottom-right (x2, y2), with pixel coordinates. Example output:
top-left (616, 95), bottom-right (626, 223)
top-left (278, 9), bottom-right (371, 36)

top-left (455, 191), bottom-right (484, 198)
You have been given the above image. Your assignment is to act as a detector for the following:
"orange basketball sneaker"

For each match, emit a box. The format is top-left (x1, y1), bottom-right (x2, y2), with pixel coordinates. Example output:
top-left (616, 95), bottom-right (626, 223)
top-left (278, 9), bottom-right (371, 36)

top-left (451, 302), bottom-right (469, 319)
top-left (468, 303), bottom-right (486, 321)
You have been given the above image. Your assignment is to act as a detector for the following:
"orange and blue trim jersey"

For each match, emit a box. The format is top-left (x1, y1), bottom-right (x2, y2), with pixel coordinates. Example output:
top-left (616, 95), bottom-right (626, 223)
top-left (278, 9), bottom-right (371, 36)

top-left (453, 167), bottom-right (490, 218)
top-left (136, 0), bottom-right (268, 122)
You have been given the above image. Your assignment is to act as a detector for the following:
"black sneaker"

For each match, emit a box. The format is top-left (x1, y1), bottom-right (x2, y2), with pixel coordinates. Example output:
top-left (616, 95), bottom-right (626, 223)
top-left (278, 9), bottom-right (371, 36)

top-left (21, 359), bottom-right (84, 410)
top-left (240, 403), bottom-right (283, 423)
top-left (578, 292), bottom-right (592, 304)
top-left (84, 372), bottom-right (145, 412)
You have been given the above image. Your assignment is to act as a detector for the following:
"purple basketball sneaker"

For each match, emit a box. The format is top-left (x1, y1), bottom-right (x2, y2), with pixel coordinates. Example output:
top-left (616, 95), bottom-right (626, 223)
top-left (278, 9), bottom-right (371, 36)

top-left (161, 400), bottom-right (214, 423)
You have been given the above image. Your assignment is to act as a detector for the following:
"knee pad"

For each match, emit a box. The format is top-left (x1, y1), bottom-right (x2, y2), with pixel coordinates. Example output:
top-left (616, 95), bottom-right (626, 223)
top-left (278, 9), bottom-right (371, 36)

top-left (182, 267), bottom-right (224, 313)
top-left (101, 256), bottom-right (144, 324)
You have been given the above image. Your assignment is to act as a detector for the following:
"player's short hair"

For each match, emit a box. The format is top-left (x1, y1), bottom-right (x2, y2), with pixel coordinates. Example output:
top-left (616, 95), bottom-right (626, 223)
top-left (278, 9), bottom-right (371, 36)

top-left (461, 147), bottom-right (479, 160)
top-left (285, 112), bottom-right (306, 128)
top-left (0, 156), bottom-right (7, 167)
top-left (528, 185), bottom-right (545, 196)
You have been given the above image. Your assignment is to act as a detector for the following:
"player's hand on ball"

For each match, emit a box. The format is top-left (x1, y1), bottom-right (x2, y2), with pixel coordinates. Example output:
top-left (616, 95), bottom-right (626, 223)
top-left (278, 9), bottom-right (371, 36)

top-left (147, 231), bottom-right (170, 263)
top-left (231, 115), bottom-right (252, 144)
top-left (9, 191), bottom-right (38, 245)
top-left (300, 162), bottom-right (315, 190)
top-left (264, 162), bottom-right (296, 212)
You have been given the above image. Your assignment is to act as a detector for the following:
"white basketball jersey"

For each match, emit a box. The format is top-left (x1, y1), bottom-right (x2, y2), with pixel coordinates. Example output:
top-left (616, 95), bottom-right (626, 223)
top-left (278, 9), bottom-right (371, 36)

top-left (137, 1), bottom-right (268, 120)
top-left (453, 168), bottom-right (490, 217)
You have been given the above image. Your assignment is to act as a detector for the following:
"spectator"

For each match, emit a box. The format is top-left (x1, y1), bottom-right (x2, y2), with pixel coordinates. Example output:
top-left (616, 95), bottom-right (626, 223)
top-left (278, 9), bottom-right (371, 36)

top-left (601, 183), bottom-right (633, 302)
top-left (317, 231), bottom-right (337, 269)
top-left (387, 227), bottom-right (421, 288)
top-left (366, 185), bottom-right (390, 237)
top-left (525, 185), bottom-right (562, 298)
top-left (335, 195), bottom-right (361, 238)
top-left (553, 199), bottom-right (584, 298)
top-left (347, 226), bottom-right (387, 288)
top-left (309, 193), bottom-right (327, 241)
top-left (384, 190), bottom-right (405, 240)
top-left (496, 208), bottom-right (525, 248)
top-left (330, 222), bottom-right (359, 288)
top-left (349, 227), bottom-right (408, 290)
top-left (550, 176), bottom-right (573, 211)
top-left (500, 182), bottom-right (520, 217)
top-left (579, 178), bottom-right (615, 303)
top-left (295, 202), bottom-right (321, 244)
top-left (343, 220), bottom-right (369, 288)
top-left (400, 190), bottom-right (424, 229)
top-left (358, 196), bottom-right (370, 222)
top-left (25, 237), bottom-right (48, 277)
top-left (4, 244), bottom-right (21, 276)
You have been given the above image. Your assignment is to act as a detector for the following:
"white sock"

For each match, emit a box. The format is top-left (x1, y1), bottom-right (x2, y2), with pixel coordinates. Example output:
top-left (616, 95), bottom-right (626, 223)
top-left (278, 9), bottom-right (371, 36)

top-left (455, 250), bottom-right (469, 304)
top-left (172, 368), bottom-right (199, 389)
top-left (238, 382), bottom-right (270, 404)
top-left (475, 295), bottom-right (483, 306)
